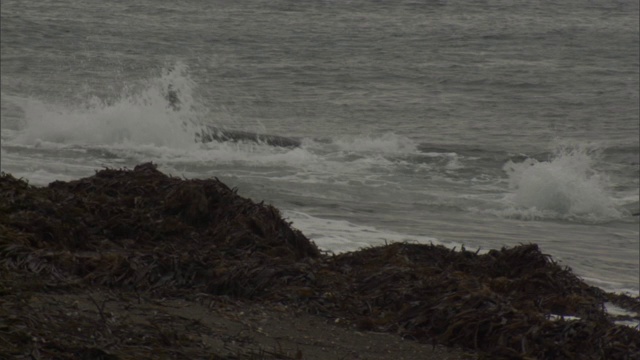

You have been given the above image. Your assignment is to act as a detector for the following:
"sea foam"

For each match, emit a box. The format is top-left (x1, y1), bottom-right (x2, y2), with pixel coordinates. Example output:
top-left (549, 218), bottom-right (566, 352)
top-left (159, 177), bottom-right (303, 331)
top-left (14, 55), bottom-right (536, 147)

top-left (502, 144), bottom-right (622, 221)
top-left (12, 62), bottom-right (204, 149)
top-left (283, 210), bottom-right (449, 253)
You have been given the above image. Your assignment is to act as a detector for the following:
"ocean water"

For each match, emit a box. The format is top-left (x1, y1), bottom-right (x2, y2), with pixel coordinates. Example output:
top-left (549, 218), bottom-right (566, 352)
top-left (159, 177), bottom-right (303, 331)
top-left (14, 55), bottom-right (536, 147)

top-left (1, 0), bottom-right (638, 295)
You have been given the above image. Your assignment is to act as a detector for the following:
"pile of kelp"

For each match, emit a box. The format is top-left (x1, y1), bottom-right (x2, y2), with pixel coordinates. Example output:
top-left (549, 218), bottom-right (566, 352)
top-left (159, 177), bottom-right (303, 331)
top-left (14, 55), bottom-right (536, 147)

top-left (1, 163), bottom-right (638, 359)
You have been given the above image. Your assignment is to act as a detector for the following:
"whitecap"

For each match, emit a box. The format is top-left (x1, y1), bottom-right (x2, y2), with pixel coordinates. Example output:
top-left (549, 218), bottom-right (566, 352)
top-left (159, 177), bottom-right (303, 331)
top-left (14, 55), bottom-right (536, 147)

top-left (500, 143), bottom-right (622, 221)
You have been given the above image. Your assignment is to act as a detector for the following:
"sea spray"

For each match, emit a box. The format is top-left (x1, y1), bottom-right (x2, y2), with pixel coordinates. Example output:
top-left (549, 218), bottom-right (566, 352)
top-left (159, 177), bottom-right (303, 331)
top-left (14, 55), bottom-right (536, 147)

top-left (502, 144), bottom-right (621, 221)
top-left (13, 62), bottom-right (205, 149)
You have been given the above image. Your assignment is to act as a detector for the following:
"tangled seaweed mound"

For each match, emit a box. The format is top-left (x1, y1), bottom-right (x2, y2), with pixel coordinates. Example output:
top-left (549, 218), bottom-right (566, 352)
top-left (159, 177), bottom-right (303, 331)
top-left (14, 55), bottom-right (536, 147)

top-left (1, 163), bottom-right (638, 359)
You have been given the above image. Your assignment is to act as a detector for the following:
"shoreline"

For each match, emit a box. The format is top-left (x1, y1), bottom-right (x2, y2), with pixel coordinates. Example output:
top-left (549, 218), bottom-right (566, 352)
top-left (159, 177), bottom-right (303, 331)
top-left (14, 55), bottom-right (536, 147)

top-left (1, 163), bottom-right (638, 359)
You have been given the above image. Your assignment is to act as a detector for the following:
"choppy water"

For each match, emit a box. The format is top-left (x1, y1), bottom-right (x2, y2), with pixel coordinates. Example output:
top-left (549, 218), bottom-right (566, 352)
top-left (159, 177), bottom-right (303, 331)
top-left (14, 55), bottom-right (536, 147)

top-left (1, 0), bottom-right (638, 294)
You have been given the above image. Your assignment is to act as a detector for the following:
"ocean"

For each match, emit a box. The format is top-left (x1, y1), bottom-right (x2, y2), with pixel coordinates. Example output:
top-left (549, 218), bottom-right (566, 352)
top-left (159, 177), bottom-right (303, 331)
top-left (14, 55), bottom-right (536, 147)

top-left (1, 0), bottom-right (638, 296)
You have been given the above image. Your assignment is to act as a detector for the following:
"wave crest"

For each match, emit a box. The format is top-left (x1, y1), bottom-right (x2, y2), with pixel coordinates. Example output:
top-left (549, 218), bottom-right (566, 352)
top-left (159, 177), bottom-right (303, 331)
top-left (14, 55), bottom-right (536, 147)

top-left (502, 144), bottom-right (622, 221)
top-left (12, 61), bottom-right (204, 149)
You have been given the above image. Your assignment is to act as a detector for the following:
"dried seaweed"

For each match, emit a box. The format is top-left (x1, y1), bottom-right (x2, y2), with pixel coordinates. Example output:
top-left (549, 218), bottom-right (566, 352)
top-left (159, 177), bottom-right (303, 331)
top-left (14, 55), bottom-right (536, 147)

top-left (1, 164), bottom-right (638, 359)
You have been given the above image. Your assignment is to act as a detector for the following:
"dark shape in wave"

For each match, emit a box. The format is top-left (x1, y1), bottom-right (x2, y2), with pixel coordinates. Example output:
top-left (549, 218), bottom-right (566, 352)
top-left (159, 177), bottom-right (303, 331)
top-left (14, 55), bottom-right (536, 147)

top-left (197, 125), bottom-right (302, 148)
top-left (165, 86), bottom-right (302, 148)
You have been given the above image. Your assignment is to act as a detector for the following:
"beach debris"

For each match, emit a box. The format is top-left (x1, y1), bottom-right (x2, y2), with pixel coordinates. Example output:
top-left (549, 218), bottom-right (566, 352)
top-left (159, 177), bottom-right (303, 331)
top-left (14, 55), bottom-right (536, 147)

top-left (1, 163), bottom-right (638, 359)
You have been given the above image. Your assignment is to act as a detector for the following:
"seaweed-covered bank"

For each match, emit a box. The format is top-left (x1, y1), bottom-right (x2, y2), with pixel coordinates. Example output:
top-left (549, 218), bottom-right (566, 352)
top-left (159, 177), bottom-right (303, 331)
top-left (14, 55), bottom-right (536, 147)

top-left (1, 163), bottom-right (638, 359)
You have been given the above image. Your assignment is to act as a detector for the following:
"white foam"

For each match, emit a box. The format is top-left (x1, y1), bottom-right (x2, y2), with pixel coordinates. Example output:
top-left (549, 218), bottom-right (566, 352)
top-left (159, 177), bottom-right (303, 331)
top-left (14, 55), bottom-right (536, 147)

top-left (283, 210), bottom-right (449, 253)
top-left (501, 143), bottom-right (622, 221)
top-left (11, 62), bottom-right (203, 150)
top-left (544, 302), bottom-right (639, 328)
top-left (604, 303), bottom-right (640, 329)
top-left (606, 302), bottom-right (638, 317)
top-left (3, 64), bottom-right (426, 184)
top-left (2, 60), bottom-right (452, 191)
top-left (0, 151), bottom-right (101, 186)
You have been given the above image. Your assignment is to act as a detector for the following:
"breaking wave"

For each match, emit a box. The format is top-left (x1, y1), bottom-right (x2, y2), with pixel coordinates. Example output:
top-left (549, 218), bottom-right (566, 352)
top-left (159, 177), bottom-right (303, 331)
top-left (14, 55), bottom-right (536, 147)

top-left (10, 62), bottom-right (205, 149)
top-left (500, 144), bottom-right (623, 221)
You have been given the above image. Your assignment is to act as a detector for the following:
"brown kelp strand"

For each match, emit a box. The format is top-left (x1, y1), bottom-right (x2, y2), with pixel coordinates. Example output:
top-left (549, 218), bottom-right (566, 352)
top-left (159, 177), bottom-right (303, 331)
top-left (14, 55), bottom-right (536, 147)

top-left (1, 163), bottom-right (638, 359)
